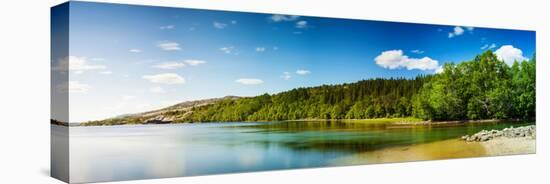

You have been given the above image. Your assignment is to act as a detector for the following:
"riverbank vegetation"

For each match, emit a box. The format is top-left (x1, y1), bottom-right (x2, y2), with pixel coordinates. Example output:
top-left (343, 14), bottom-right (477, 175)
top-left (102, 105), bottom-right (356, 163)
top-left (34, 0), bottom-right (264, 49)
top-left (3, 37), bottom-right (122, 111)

top-left (182, 51), bottom-right (535, 122)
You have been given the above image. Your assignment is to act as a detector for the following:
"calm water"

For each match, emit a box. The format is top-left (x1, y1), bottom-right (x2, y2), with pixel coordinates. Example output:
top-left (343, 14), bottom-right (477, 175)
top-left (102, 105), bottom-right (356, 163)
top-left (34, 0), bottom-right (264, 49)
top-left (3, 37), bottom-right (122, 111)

top-left (58, 121), bottom-right (533, 183)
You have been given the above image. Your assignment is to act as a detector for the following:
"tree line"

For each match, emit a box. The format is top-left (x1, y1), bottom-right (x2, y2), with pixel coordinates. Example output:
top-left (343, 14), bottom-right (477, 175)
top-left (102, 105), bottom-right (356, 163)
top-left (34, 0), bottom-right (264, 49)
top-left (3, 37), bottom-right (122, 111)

top-left (180, 51), bottom-right (535, 122)
top-left (184, 76), bottom-right (429, 122)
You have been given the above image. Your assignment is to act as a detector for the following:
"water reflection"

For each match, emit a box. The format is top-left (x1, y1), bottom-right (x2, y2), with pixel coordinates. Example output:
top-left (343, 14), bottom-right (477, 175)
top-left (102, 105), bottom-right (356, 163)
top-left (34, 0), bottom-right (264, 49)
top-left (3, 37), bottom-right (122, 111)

top-left (65, 121), bottom-right (533, 183)
top-left (228, 121), bottom-right (533, 152)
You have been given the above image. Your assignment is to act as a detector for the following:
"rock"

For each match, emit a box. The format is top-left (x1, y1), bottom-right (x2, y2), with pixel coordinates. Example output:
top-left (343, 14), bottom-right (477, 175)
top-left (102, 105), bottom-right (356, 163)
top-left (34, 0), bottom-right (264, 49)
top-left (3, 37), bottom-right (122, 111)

top-left (480, 135), bottom-right (492, 141)
top-left (144, 119), bottom-right (171, 124)
top-left (462, 125), bottom-right (536, 142)
top-left (144, 115), bottom-right (174, 124)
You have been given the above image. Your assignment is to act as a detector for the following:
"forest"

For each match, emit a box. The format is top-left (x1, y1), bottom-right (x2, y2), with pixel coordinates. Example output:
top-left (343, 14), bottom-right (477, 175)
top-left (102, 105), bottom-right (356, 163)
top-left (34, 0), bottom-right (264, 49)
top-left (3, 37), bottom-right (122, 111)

top-left (180, 51), bottom-right (535, 122)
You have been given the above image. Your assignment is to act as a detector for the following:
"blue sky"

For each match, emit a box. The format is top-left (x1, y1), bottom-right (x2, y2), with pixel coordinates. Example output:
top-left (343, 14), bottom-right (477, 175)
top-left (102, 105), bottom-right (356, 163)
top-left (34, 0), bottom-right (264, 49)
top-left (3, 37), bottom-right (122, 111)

top-left (53, 1), bottom-right (535, 122)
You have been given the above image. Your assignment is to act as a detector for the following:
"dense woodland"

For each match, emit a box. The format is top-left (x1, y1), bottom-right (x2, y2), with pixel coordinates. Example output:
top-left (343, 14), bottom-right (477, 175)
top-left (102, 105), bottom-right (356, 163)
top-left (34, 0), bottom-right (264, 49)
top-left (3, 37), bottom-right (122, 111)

top-left (412, 51), bottom-right (535, 120)
top-left (184, 76), bottom-right (428, 122)
top-left (181, 51), bottom-right (535, 122)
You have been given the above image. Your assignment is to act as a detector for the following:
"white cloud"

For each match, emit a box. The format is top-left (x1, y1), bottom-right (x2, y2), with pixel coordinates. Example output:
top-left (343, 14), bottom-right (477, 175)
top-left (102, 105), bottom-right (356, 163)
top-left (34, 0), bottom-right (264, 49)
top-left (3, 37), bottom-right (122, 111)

top-left (448, 26), bottom-right (465, 38)
top-left (281, 72), bottom-right (291, 80)
top-left (150, 86), bottom-right (166, 93)
top-left (56, 81), bottom-right (91, 94)
top-left (160, 25), bottom-right (175, 30)
top-left (129, 49), bottom-right (141, 53)
top-left (411, 50), bottom-right (425, 54)
top-left (220, 46), bottom-right (235, 54)
top-left (157, 41), bottom-right (181, 51)
top-left (52, 56), bottom-right (106, 74)
top-left (494, 45), bottom-right (529, 65)
top-left (481, 43), bottom-right (497, 50)
top-left (213, 21), bottom-right (228, 29)
top-left (296, 21), bottom-right (308, 29)
top-left (270, 14), bottom-right (300, 22)
top-left (152, 62), bottom-right (186, 69)
top-left (255, 47), bottom-right (266, 52)
top-left (448, 26), bottom-right (475, 38)
top-left (375, 50), bottom-right (440, 71)
top-left (296, 69), bottom-right (311, 75)
top-left (67, 56), bottom-right (106, 71)
top-left (184, 59), bottom-right (206, 66)
top-left (143, 73), bottom-right (185, 84)
top-left (235, 78), bottom-right (264, 85)
top-left (152, 60), bottom-right (205, 69)
top-left (231, 20), bottom-right (237, 24)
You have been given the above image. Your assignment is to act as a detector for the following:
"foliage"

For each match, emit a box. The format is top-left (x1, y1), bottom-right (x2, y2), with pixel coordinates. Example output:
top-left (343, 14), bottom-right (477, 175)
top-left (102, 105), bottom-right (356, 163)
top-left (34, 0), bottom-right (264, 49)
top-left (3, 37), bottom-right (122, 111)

top-left (412, 51), bottom-right (535, 120)
top-left (184, 51), bottom-right (535, 122)
top-left (181, 77), bottom-right (430, 122)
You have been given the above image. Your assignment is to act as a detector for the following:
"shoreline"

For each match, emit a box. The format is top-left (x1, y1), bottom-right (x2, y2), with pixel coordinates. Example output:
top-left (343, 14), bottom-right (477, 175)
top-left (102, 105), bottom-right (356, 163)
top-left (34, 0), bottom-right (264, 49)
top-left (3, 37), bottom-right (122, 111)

top-left (75, 117), bottom-right (531, 127)
top-left (283, 117), bottom-right (423, 124)
top-left (396, 118), bottom-right (529, 126)
top-left (330, 125), bottom-right (536, 166)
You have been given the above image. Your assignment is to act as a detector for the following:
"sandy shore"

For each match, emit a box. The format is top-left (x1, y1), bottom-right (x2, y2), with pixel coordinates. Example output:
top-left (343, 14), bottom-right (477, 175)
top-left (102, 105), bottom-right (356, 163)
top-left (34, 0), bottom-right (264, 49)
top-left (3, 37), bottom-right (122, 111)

top-left (330, 136), bottom-right (535, 166)
top-left (480, 136), bottom-right (535, 155)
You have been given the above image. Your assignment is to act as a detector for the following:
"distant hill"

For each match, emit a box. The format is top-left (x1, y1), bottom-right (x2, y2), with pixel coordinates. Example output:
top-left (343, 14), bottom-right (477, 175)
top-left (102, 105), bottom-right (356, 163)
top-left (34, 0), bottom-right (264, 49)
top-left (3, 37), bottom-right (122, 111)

top-left (82, 96), bottom-right (241, 126)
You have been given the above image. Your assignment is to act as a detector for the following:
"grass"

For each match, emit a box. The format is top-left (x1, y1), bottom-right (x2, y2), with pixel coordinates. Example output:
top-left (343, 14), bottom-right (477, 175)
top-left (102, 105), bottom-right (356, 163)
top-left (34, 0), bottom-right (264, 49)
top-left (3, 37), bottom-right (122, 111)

top-left (285, 117), bottom-right (425, 124)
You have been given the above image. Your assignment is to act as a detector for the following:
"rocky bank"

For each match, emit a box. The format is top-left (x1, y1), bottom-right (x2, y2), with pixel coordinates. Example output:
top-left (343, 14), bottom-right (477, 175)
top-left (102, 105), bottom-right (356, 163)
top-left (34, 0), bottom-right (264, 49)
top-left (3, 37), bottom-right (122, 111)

top-left (461, 125), bottom-right (536, 142)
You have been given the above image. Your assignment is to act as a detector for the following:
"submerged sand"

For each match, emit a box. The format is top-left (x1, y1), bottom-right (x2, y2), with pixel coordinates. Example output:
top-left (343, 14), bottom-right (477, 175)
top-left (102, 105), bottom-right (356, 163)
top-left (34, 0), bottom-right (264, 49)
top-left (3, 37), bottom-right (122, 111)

top-left (330, 136), bottom-right (535, 166)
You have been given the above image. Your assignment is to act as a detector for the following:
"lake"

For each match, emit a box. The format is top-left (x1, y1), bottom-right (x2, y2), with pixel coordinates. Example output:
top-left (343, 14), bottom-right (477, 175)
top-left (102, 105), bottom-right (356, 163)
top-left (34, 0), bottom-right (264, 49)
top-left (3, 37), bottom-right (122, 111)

top-left (55, 120), bottom-right (533, 183)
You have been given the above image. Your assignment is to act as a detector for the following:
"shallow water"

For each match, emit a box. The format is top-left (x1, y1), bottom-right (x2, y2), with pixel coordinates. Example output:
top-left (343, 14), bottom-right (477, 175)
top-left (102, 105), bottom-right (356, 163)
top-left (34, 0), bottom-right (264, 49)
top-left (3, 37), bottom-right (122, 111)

top-left (58, 121), bottom-right (533, 183)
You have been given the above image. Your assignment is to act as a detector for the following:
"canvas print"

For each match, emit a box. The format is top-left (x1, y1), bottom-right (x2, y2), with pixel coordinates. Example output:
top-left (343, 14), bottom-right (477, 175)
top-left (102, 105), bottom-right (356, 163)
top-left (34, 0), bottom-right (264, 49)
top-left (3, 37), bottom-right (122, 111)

top-left (51, 1), bottom-right (536, 183)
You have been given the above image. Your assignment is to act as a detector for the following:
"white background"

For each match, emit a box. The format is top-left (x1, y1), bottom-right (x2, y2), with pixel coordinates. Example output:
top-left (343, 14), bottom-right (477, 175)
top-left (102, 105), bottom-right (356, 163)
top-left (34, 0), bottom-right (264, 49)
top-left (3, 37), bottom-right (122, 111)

top-left (0, 0), bottom-right (548, 183)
